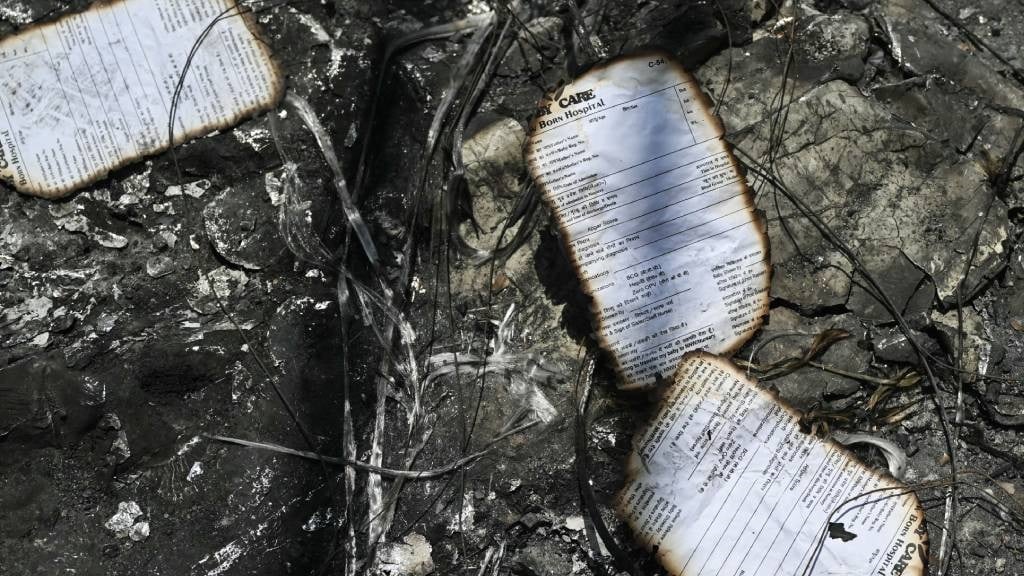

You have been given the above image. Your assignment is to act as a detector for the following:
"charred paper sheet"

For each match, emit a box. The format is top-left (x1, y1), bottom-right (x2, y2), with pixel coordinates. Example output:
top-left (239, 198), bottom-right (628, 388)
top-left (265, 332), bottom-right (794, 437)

top-left (0, 0), bottom-right (283, 198)
top-left (619, 354), bottom-right (928, 576)
top-left (526, 52), bottom-right (768, 389)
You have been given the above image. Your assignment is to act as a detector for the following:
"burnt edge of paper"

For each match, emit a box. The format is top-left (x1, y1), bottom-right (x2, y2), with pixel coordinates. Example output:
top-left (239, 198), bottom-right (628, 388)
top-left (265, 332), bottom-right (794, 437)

top-left (614, 352), bottom-right (929, 576)
top-left (524, 49), bottom-right (771, 390)
top-left (0, 0), bottom-right (285, 199)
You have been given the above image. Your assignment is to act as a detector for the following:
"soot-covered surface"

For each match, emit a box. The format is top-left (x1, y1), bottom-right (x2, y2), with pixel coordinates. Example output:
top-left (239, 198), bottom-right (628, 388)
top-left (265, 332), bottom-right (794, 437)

top-left (2, 1), bottom-right (1024, 575)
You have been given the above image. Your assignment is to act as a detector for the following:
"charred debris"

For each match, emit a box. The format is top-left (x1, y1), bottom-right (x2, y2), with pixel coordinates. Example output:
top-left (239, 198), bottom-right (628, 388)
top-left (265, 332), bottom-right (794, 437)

top-left (1, 0), bottom-right (1024, 575)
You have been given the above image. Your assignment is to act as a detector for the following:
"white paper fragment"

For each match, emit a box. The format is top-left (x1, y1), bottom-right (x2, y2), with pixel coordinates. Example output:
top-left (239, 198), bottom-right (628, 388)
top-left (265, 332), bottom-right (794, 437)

top-left (526, 52), bottom-right (769, 389)
top-left (834, 433), bottom-right (909, 481)
top-left (187, 461), bottom-right (204, 482)
top-left (165, 179), bottom-right (211, 198)
top-left (0, 0), bottom-right (283, 199)
top-left (129, 521), bottom-right (151, 542)
top-left (619, 354), bottom-right (927, 576)
top-left (378, 533), bottom-right (434, 576)
top-left (105, 500), bottom-right (143, 538)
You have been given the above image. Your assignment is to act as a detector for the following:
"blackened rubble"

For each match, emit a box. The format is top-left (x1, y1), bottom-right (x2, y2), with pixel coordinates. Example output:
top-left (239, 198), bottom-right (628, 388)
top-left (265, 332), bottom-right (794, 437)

top-left (1, 0), bottom-right (1024, 575)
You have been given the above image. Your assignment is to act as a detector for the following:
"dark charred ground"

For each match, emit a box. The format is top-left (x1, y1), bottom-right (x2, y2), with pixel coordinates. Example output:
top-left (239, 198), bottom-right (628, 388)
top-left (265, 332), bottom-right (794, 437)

top-left (2, 0), bottom-right (1024, 575)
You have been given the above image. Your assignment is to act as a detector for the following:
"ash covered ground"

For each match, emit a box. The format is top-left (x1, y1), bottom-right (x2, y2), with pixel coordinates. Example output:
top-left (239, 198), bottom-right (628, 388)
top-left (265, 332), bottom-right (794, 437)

top-left (2, 0), bottom-right (1024, 575)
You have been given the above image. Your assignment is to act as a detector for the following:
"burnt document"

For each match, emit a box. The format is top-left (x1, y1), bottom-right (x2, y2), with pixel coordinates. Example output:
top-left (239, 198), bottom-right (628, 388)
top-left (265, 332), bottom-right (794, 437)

top-left (0, 0), bottom-right (283, 198)
top-left (526, 52), bottom-right (769, 389)
top-left (619, 354), bottom-right (927, 576)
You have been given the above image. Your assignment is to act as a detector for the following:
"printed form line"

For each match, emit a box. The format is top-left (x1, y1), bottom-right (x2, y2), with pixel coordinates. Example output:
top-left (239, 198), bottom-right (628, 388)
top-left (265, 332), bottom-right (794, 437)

top-left (567, 162), bottom-right (737, 230)
top-left (618, 218), bottom-right (755, 273)
top-left (552, 142), bottom-right (724, 211)
top-left (532, 82), bottom-right (684, 135)
top-left (602, 189), bottom-right (746, 245)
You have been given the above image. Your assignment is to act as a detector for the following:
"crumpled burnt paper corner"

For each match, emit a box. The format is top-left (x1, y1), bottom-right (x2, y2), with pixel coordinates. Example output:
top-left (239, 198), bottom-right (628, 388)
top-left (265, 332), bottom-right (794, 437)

top-left (619, 354), bottom-right (928, 576)
top-left (0, 0), bottom-right (284, 199)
